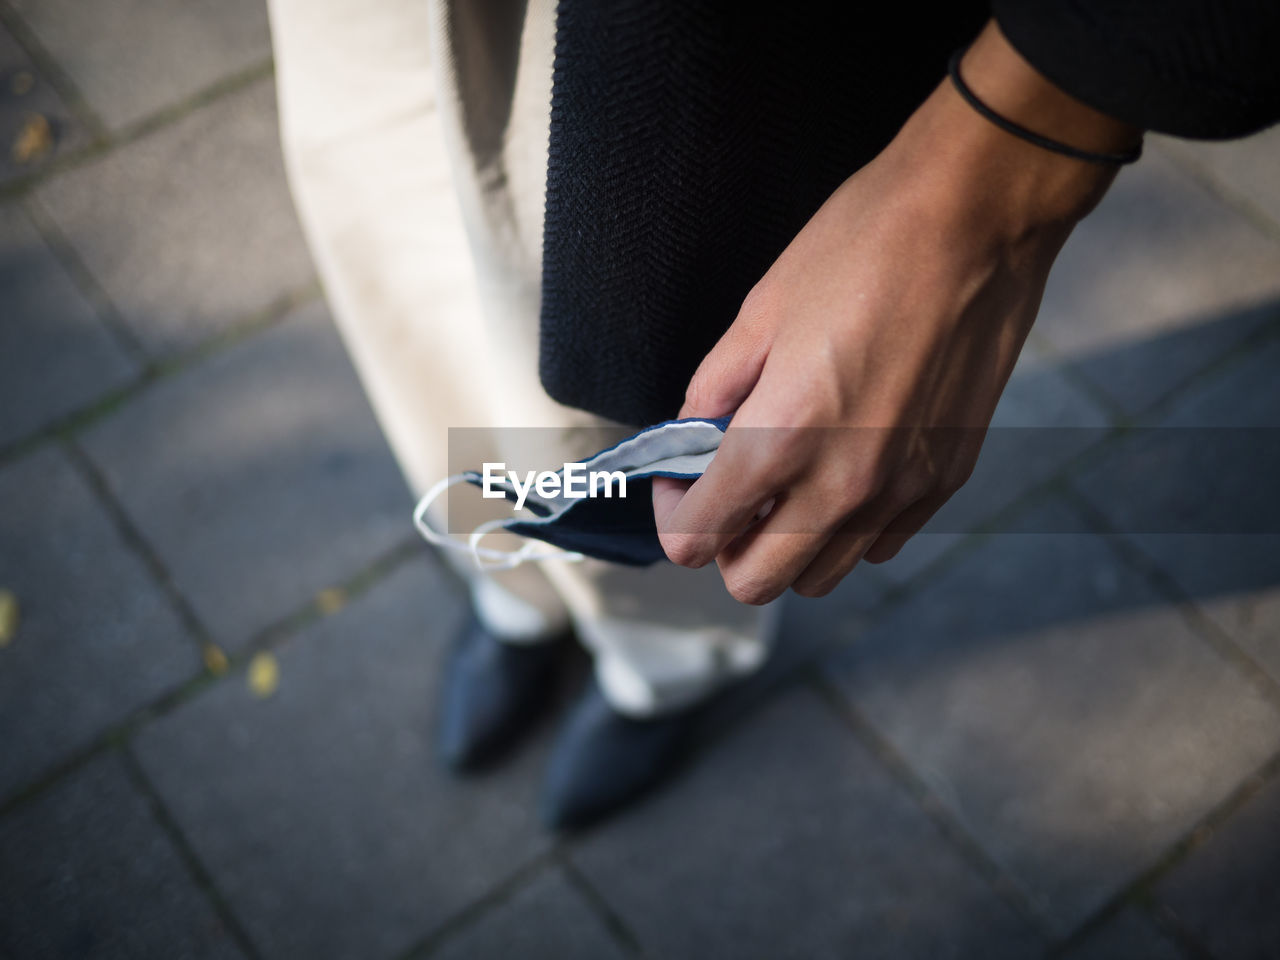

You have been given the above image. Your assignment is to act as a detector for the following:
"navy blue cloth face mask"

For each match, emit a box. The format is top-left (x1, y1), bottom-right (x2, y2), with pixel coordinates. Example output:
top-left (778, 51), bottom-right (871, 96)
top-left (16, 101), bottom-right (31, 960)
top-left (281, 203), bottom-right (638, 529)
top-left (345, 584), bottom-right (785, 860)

top-left (413, 417), bottom-right (730, 569)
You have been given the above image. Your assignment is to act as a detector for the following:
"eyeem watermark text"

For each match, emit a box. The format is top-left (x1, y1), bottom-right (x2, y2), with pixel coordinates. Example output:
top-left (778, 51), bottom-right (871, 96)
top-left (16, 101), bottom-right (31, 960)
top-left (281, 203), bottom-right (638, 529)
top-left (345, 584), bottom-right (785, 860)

top-left (481, 462), bottom-right (627, 511)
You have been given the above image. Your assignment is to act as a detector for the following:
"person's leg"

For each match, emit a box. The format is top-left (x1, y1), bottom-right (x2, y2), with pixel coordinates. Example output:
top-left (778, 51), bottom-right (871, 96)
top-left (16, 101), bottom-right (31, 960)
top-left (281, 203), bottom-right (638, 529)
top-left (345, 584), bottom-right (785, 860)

top-left (269, 0), bottom-right (777, 819)
top-left (267, 0), bottom-right (579, 772)
top-left (419, 0), bottom-right (779, 718)
top-left (534, 556), bottom-right (779, 828)
top-left (267, 0), bottom-right (571, 627)
top-left (544, 558), bottom-right (776, 716)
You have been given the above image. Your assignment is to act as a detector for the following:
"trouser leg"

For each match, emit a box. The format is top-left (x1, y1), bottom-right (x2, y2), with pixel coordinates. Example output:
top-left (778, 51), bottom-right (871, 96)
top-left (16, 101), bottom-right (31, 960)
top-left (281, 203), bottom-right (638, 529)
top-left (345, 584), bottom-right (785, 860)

top-left (266, 0), bottom-right (573, 640)
top-left (268, 0), bottom-right (777, 715)
top-left (541, 559), bottom-right (779, 717)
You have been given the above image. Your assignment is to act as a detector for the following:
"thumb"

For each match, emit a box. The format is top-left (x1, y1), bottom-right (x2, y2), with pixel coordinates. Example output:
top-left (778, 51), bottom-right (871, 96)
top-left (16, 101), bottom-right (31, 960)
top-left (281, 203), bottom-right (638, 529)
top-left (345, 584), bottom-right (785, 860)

top-left (652, 476), bottom-right (693, 534)
top-left (659, 301), bottom-right (770, 537)
top-left (678, 309), bottom-right (770, 419)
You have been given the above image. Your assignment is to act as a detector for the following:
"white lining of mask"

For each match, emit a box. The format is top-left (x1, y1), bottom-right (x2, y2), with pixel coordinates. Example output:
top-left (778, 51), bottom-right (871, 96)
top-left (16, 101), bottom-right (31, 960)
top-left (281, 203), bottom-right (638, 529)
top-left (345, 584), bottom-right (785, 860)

top-left (411, 419), bottom-right (726, 570)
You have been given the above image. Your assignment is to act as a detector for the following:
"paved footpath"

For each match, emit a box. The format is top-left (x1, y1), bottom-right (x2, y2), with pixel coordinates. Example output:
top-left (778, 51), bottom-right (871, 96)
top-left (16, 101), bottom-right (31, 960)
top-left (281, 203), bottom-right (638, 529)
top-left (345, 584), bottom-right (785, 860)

top-left (2, 4), bottom-right (1279, 958)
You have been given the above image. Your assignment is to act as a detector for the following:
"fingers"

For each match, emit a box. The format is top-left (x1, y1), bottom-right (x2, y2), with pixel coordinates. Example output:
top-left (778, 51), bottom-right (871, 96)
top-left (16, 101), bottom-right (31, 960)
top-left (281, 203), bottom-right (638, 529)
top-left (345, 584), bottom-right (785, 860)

top-left (862, 489), bottom-right (951, 565)
top-left (670, 447), bottom-right (960, 601)
top-left (656, 444), bottom-right (779, 568)
top-left (863, 439), bottom-right (977, 564)
top-left (787, 486), bottom-right (915, 597)
top-left (712, 494), bottom-right (833, 605)
top-left (651, 476), bottom-right (693, 535)
top-left (709, 478), bottom-right (908, 604)
top-left (655, 297), bottom-right (773, 564)
top-left (707, 441), bottom-right (974, 601)
top-left (677, 293), bottom-right (771, 418)
top-left (656, 416), bottom-right (804, 568)
top-left (789, 526), bottom-right (882, 598)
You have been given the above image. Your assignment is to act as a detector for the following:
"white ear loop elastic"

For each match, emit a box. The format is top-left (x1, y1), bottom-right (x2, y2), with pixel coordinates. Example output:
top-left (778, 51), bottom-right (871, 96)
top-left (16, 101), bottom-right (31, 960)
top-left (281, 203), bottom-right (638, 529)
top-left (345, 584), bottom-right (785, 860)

top-left (412, 474), bottom-right (585, 572)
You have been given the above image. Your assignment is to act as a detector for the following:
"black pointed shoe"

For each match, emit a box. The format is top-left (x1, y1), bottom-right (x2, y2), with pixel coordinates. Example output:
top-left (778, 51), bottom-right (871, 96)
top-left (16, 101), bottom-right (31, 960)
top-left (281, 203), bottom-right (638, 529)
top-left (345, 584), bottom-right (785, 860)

top-left (539, 678), bottom-right (695, 830)
top-left (436, 614), bottom-right (567, 772)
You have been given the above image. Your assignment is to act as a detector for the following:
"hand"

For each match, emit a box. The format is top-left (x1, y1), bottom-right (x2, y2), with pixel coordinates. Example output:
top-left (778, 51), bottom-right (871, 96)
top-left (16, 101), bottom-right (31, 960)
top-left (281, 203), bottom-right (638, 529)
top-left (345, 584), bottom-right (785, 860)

top-left (652, 21), bottom-right (1140, 604)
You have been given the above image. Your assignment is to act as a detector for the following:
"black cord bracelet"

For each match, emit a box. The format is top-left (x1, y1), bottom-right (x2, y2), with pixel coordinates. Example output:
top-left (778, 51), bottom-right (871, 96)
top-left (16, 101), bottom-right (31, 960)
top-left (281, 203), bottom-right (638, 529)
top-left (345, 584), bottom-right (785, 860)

top-left (946, 48), bottom-right (1142, 166)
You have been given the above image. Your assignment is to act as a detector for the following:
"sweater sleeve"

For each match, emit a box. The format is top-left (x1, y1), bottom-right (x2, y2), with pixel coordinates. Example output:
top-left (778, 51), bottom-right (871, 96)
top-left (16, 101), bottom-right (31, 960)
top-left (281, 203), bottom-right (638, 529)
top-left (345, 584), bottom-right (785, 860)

top-left (990, 0), bottom-right (1280, 140)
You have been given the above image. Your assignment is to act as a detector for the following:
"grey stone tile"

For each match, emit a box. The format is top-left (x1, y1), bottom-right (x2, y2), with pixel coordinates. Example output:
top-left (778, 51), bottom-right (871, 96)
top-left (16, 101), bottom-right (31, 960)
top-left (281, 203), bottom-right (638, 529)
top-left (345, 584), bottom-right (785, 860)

top-left (1072, 334), bottom-right (1280, 685)
top-left (0, 204), bottom-right (137, 449)
top-left (1, 23), bottom-right (90, 183)
top-left (35, 79), bottom-right (313, 356)
top-left (781, 569), bottom-right (885, 645)
top-left (1035, 151), bottom-right (1280, 417)
top-left (1157, 772), bottom-right (1280, 960)
top-left (9, 0), bottom-right (271, 131)
top-left (1060, 910), bottom-right (1185, 960)
top-left (699, 575), bottom-right (885, 738)
top-left (134, 561), bottom-right (553, 960)
top-left (876, 342), bottom-right (1111, 585)
top-left (80, 300), bottom-right (410, 652)
top-left (823, 497), bottom-right (1280, 933)
top-left (872, 533), bottom-right (968, 587)
top-left (429, 866), bottom-right (627, 960)
top-left (0, 753), bottom-right (245, 960)
top-left (993, 342), bottom-right (1113, 433)
top-left (572, 688), bottom-right (1043, 960)
top-left (0, 446), bottom-right (198, 799)
top-left (1155, 127), bottom-right (1280, 236)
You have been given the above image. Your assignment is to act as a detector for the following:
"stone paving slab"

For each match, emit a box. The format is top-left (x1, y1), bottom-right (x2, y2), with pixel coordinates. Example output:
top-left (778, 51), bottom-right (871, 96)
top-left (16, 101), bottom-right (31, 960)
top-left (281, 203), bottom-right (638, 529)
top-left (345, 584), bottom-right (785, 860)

top-left (876, 340), bottom-right (1111, 585)
top-left (694, 570), bottom-right (889, 735)
top-left (1060, 909), bottom-right (1185, 960)
top-left (80, 300), bottom-right (410, 652)
top-left (0, 752), bottom-right (245, 960)
top-left (1154, 126), bottom-right (1280, 237)
top-left (1, 23), bottom-right (90, 184)
top-left (34, 78), bottom-right (313, 357)
top-left (9, 0), bottom-right (272, 131)
top-left (1034, 150), bottom-right (1280, 418)
top-left (0, 445), bottom-right (198, 800)
top-left (426, 866), bottom-right (627, 960)
top-left (571, 687), bottom-right (1043, 960)
top-left (0, 203), bottom-right (137, 449)
top-left (823, 495), bottom-right (1280, 933)
top-left (1072, 330), bottom-right (1280, 685)
top-left (1156, 772), bottom-right (1280, 960)
top-left (133, 560), bottom-right (556, 960)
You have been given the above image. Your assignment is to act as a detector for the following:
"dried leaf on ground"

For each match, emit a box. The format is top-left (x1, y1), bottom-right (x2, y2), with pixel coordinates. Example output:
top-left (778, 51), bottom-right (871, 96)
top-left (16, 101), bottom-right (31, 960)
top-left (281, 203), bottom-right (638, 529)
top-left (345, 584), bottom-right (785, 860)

top-left (315, 587), bottom-right (347, 616)
top-left (12, 113), bottom-right (53, 165)
top-left (202, 642), bottom-right (229, 676)
top-left (0, 590), bottom-right (18, 647)
top-left (248, 652), bottom-right (279, 698)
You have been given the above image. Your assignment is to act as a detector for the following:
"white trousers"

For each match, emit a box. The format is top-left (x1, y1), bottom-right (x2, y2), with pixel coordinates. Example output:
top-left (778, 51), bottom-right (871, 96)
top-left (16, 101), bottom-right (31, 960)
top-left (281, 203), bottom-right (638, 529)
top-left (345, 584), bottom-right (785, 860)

top-left (266, 0), bottom-right (776, 716)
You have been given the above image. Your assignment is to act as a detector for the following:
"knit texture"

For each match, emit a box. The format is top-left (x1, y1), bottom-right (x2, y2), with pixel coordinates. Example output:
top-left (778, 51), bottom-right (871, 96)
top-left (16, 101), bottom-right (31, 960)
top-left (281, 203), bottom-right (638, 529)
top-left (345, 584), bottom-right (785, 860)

top-left (538, 1), bottom-right (987, 427)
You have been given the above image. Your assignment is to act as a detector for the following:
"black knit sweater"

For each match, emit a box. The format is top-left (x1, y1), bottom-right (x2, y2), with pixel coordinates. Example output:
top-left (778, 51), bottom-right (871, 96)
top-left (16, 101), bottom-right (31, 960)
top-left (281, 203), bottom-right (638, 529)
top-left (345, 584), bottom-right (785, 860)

top-left (538, 1), bottom-right (1280, 427)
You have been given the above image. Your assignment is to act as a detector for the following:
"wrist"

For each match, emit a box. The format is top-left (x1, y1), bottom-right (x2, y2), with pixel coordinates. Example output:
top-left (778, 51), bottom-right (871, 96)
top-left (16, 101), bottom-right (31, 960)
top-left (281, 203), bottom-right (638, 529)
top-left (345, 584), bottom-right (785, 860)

top-left (878, 20), bottom-right (1140, 245)
top-left (961, 20), bottom-right (1143, 163)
